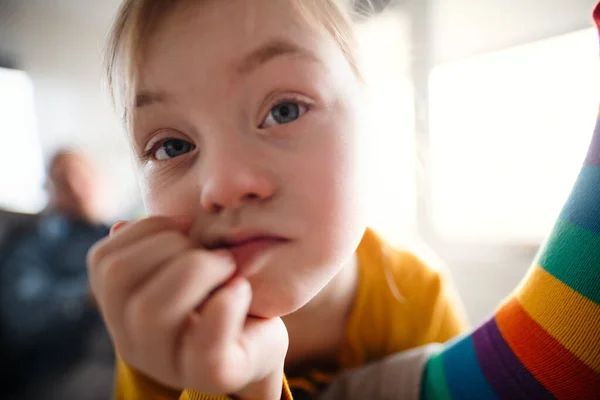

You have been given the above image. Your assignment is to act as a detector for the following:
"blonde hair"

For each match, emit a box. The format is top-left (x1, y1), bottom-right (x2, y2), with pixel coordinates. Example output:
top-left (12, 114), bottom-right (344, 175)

top-left (105, 0), bottom-right (366, 126)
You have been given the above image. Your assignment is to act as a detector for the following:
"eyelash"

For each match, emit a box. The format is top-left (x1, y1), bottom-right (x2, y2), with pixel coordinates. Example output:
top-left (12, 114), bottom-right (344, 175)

top-left (141, 135), bottom-right (192, 162)
top-left (259, 93), bottom-right (312, 127)
top-left (138, 93), bottom-right (314, 162)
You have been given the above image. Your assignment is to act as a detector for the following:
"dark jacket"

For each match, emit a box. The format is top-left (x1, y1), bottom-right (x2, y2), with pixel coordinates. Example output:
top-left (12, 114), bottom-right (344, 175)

top-left (0, 210), bottom-right (110, 397)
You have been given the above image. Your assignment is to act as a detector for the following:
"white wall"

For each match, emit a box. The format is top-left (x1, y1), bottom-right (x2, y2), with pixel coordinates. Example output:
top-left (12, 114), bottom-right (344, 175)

top-left (0, 0), bottom-right (139, 219)
top-left (432, 0), bottom-right (599, 64)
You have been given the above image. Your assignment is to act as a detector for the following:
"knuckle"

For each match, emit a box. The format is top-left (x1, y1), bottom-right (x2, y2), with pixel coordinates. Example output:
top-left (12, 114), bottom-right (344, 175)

top-left (172, 252), bottom-right (210, 280)
top-left (179, 252), bottom-right (222, 287)
top-left (102, 254), bottom-right (130, 290)
top-left (127, 293), bottom-right (154, 337)
top-left (159, 230), bottom-right (190, 249)
top-left (177, 255), bottom-right (207, 282)
top-left (200, 351), bottom-right (240, 393)
top-left (206, 289), bottom-right (230, 314)
top-left (179, 250), bottom-right (205, 266)
top-left (87, 238), bottom-right (109, 271)
top-left (185, 250), bottom-right (234, 280)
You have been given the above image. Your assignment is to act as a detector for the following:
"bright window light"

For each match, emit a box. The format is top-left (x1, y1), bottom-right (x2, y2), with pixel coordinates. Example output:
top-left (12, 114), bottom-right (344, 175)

top-left (356, 11), bottom-right (416, 245)
top-left (430, 29), bottom-right (599, 243)
top-left (0, 67), bottom-right (46, 213)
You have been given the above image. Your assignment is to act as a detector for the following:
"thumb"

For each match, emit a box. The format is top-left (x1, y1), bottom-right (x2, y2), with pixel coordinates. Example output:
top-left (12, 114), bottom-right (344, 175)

top-left (241, 316), bottom-right (289, 382)
top-left (235, 316), bottom-right (289, 400)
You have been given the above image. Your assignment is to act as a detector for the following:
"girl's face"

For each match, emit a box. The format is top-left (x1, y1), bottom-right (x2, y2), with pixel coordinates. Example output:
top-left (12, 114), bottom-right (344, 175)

top-left (132, 0), bottom-right (366, 318)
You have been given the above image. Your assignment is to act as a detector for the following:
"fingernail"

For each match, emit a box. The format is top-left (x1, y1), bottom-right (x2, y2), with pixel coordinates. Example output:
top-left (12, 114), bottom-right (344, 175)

top-left (211, 249), bottom-right (237, 272)
top-left (212, 249), bottom-right (235, 263)
top-left (229, 278), bottom-right (250, 295)
top-left (110, 220), bottom-right (128, 235)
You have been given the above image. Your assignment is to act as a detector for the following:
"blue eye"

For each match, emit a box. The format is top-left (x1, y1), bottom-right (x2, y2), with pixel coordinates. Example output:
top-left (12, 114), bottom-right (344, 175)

top-left (154, 139), bottom-right (195, 160)
top-left (262, 102), bottom-right (307, 128)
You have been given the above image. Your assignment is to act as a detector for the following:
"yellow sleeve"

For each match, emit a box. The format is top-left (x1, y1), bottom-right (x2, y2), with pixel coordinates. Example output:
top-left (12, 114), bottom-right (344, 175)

top-left (391, 251), bottom-right (469, 345)
top-left (344, 228), bottom-right (469, 367)
top-left (114, 355), bottom-right (182, 400)
top-left (114, 355), bottom-right (294, 400)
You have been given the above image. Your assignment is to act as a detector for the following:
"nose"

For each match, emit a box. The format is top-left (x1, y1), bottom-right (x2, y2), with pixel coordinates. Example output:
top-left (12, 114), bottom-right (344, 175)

top-left (199, 142), bottom-right (276, 213)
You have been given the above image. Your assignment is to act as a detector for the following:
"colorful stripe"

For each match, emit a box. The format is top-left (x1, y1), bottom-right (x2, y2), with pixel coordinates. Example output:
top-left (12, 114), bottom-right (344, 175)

top-left (560, 165), bottom-right (600, 233)
top-left (422, 351), bottom-right (452, 400)
top-left (472, 318), bottom-right (553, 400)
top-left (517, 265), bottom-right (600, 372)
top-left (496, 299), bottom-right (600, 399)
top-left (441, 335), bottom-right (497, 399)
top-left (537, 218), bottom-right (600, 304)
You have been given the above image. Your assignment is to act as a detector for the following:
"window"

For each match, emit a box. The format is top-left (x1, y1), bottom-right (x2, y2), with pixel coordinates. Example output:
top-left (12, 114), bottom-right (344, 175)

top-left (0, 67), bottom-right (46, 213)
top-left (429, 29), bottom-right (600, 243)
top-left (356, 11), bottom-right (416, 245)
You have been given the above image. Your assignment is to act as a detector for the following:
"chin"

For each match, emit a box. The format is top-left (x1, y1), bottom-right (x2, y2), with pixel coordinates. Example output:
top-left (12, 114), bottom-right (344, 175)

top-left (247, 279), bottom-right (315, 319)
top-left (247, 293), bottom-right (303, 319)
top-left (244, 229), bottom-right (364, 318)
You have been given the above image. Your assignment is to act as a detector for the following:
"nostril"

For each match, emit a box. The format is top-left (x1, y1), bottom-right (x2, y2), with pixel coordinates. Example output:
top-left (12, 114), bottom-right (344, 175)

top-left (211, 204), bottom-right (224, 214)
top-left (246, 193), bottom-right (259, 201)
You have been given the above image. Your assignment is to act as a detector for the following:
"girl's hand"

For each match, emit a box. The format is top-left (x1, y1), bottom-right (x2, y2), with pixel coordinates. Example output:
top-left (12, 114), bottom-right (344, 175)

top-left (87, 216), bottom-right (288, 398)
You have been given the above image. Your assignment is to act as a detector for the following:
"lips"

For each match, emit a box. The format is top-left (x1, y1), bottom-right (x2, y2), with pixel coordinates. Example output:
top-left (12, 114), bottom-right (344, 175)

top-left (208, 234), bottom-right (288, 275)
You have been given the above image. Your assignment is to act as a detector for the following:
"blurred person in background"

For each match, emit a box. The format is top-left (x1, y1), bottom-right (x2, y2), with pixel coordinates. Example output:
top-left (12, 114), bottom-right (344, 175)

top-left (0, 149), bottom-right (113, 400)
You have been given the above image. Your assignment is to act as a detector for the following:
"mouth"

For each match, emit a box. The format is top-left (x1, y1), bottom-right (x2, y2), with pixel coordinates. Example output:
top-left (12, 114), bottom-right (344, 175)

top-left (207, 233), bottom-right (290, 275)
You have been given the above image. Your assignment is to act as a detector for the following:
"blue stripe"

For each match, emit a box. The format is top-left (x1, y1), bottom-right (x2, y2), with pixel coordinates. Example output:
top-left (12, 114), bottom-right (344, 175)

top-left (560, 165), bottom-right (600, 233)
top-left (537, 218), bottom-right (600, 304)
top-left (442, 334), bottom-right (498, 400)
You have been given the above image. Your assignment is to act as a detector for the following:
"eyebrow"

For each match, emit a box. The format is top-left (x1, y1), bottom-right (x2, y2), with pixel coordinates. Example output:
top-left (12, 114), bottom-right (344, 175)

top-left (135, 91), bottom-right (167, 108)
top-left (134, 40), bottom-right (319, 109)
top-left (235, 39), bottom-right (321, 75)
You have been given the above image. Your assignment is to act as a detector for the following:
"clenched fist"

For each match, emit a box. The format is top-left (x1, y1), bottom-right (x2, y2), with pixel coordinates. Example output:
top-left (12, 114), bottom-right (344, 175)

top-left (87, 216), bottom-right (288, 399)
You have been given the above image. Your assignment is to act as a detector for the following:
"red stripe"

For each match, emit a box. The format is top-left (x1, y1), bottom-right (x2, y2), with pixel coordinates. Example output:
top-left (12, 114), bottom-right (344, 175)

top-left (496, 298), bottom-right (600, 399)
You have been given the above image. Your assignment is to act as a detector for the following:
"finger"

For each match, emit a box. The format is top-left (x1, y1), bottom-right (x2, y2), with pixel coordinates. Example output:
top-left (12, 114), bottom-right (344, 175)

top-left (95, 230), bottom-right (191, 342)
top-left (89, 216), bottom-right (191, 268)
top-left (92, 229), bottom-right (190, 300)
top-left (201, 277), bottom-right (252, 348)
top-left (239, 316), bottom-right (289, 383)
top-left (126, 250), bottom-right (237, 384)
top-left (180, 278), bottom-right (253, 393)
top-left (110, 220), bottom-right (129, 235)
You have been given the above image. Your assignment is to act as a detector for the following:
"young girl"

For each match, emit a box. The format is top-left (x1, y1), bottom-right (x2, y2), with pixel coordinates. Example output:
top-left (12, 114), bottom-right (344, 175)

top-left (88, 0), bottom-right (468, 398)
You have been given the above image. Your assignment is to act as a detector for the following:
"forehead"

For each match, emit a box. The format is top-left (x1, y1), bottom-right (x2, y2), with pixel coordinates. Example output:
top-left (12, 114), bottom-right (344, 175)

top-left (137, 0), bottom-right (336, 89)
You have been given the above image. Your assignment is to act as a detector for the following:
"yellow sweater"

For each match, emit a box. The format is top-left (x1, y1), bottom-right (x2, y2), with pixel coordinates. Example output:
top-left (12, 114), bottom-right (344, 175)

top-left (114, 228), bottom-right (467, 400)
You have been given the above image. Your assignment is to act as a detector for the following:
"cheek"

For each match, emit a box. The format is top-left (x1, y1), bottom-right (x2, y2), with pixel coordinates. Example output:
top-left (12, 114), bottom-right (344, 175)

top-left (321, 135), bottom-right (364, 239)
top-left (291, 107), bottom-right (366, 259)
top-left (140, 171), bottom-right (201, 217)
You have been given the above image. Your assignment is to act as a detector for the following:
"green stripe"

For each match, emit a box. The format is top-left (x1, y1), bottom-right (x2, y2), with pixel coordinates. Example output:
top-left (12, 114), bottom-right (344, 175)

top-left (538, 218), bottom-right (600, 304)
top-left (422, 351), bottom-right (453, 400)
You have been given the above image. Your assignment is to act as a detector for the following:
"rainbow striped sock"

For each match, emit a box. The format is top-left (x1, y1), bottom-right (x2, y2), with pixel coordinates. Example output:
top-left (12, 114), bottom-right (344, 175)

top-left (420, 4), bottom-right (600, 399)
